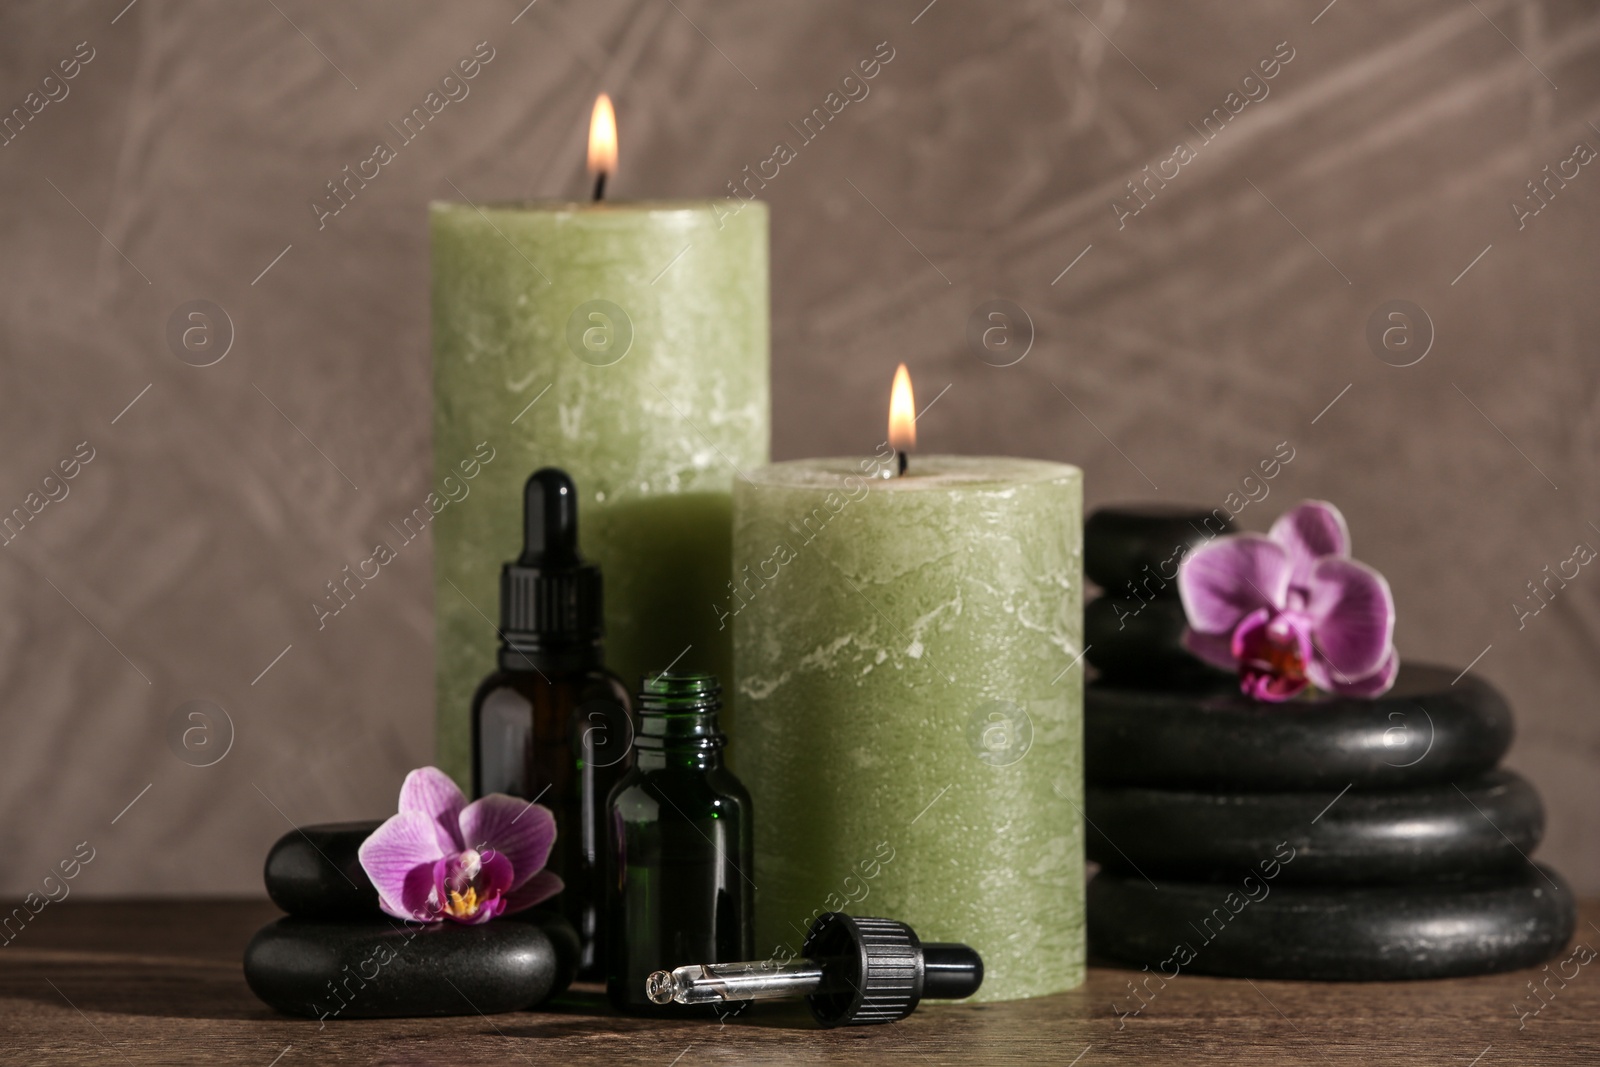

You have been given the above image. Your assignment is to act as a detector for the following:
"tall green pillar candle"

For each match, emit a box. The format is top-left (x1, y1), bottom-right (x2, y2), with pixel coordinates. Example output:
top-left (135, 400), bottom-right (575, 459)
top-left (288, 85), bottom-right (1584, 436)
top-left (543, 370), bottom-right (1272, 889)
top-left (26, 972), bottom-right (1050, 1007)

top-left (431, 201), bottom-right (769, 786)
top-left (730, 456), bottom-right (1084, 1002)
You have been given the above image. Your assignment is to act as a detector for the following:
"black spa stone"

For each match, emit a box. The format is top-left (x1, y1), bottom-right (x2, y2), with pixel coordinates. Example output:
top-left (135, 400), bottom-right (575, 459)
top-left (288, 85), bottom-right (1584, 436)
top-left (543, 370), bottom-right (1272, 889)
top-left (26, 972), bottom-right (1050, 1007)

top-left (1084, 595), bottom-right (1225, 686)
top-left (244, 914), bottom-right (568, 1019)
top-left (264, 820), bottom-right (383, 918)
top-left (1088, 864), bottom-right (1575, 981)
top-left (1087, 770), bottom-right (1543, 883)
top-left (1085, 504), bottom-right (1234, 595)
top-left (1087, 663), bottom-right (1512, 790)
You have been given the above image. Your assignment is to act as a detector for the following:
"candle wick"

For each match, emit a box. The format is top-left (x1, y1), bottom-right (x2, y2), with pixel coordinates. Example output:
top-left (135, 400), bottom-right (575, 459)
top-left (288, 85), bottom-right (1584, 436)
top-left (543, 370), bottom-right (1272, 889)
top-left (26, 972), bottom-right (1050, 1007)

top-left (896, 451), bottom-right (908, 477)
top-left (592, 171), bottom-right (607, 202)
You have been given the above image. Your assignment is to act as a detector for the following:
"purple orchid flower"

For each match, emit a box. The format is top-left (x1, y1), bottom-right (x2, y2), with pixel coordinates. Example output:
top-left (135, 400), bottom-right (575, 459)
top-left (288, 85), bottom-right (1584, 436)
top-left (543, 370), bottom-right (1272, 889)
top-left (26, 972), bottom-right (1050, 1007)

top-left (357, 767), bottom-right (562, 925)
top-left (1177, 500), bottom-right (1398, 701)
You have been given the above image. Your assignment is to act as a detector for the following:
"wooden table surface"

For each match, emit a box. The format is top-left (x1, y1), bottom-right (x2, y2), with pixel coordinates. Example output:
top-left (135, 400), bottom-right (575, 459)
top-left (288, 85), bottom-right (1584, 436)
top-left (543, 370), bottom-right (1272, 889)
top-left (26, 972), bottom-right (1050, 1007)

top-left (2, 900), bottom-right (1596, 1065)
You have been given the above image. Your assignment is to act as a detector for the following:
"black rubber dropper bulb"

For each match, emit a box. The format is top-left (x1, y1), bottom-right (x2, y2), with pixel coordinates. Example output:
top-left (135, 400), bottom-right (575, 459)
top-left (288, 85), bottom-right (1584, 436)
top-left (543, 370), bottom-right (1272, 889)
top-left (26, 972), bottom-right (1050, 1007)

top-left (521, 468), bottom-right (580, 568)
top-left (644, 913), bottom-right (983, 1027)
top-left (497, 468), bottom-right (604, 669)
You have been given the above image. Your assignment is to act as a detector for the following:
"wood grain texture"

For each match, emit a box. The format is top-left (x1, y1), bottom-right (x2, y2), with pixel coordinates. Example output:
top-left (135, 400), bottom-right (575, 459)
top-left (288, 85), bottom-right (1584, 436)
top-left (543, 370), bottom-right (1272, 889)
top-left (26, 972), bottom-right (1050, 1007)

top-left (0, 0), bottom-right (1598, 903)
top-left (0, 900), bottom-right (1596, 1064)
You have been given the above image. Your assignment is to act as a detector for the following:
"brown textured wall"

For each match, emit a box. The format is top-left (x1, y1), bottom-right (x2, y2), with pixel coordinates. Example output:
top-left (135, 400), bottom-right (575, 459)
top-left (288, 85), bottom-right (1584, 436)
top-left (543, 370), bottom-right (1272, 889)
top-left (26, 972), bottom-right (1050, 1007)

top-left (1, 0), bottom-right (1597, 898)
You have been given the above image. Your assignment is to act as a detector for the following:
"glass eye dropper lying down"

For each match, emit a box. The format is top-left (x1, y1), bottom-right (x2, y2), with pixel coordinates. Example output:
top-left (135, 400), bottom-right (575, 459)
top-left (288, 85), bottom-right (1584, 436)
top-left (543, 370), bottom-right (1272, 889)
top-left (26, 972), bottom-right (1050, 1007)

top-left (646, 913), bottom-right (984, 1027)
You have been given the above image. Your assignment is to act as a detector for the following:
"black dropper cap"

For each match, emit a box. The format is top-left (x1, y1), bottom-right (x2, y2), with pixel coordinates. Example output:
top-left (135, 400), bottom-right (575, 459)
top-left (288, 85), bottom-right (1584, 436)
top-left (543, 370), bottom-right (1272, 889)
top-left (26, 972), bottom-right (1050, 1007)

top-left (802, 913), bottom-right (983, 1027)
top-left (499, 469), bottom-right (604, 668)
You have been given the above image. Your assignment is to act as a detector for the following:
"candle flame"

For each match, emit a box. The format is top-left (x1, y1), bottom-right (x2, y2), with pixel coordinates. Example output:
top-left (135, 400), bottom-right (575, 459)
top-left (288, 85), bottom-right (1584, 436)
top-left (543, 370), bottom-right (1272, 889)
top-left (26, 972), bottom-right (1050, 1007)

top-left (588, 93), bottom-right (617, 179)
top-left (888, 363), bottom-right (916, 453)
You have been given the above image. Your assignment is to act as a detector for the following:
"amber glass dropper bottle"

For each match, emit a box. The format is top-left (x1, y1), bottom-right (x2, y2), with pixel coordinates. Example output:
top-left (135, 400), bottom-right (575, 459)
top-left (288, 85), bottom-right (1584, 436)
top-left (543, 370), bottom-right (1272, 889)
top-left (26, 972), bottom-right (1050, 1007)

top-left (472, 468), bottom-right (633, 981)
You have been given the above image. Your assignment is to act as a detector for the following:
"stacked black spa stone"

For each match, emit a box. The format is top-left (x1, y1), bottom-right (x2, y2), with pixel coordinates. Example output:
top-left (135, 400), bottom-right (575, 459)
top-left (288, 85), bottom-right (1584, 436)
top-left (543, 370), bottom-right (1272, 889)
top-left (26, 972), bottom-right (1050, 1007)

top-left (242, 822), bottom-right (578, 1019)
top-left (1082, 505), bottom-right (1576, 980)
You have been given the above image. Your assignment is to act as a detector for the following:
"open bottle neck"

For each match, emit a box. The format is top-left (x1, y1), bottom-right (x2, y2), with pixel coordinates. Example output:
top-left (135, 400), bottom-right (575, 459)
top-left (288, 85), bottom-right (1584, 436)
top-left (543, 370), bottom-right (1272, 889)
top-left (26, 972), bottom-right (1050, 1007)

top-left (633, 727), bottom-right (725, 770)
top-left (632, 672), bottom-right (726, 770)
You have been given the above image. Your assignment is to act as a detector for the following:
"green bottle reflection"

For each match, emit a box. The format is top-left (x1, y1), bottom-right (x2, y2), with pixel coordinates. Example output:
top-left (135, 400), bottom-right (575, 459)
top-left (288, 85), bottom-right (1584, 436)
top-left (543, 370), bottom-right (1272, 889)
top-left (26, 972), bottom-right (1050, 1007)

top-left (606, 672), bottom-right (754, 1014)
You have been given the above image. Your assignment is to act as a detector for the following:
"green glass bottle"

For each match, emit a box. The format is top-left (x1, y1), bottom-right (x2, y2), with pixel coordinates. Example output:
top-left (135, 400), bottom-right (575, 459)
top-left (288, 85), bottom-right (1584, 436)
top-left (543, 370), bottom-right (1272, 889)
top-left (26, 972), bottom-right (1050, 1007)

top-left (606, 672), bottom-right (754, 1014)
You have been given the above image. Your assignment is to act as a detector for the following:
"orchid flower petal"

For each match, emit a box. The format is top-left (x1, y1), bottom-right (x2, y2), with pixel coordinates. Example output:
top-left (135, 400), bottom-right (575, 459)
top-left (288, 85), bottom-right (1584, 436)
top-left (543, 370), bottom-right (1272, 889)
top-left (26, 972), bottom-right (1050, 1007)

top-left (1178, 534), bottom-right (1291, 634)
top-left (398, 766), bottom-right (468, 854)
top-left (358, 810), bottom-right (447, 921)
top-left (1269, 500), bottom-right (1351, 582)
top-left (458, 795), bottom-right (558, 891)
top-left (1304, 557), bottom-right (1395, 681)
top-left (1181, 628), bottom-right (1240, 671)
top-left (502, 869), bottom-right (565, 914)
top-left (1309, 644), bottom-right (1399, 697)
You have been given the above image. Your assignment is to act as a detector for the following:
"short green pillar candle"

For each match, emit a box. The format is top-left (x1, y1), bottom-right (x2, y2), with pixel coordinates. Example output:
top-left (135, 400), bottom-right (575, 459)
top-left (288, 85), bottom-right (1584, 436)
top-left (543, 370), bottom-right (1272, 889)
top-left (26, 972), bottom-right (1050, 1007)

top-left (431, 201), bottom-right (769, 786)
top-left (729, 456), bottom-right (1085, 1002)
